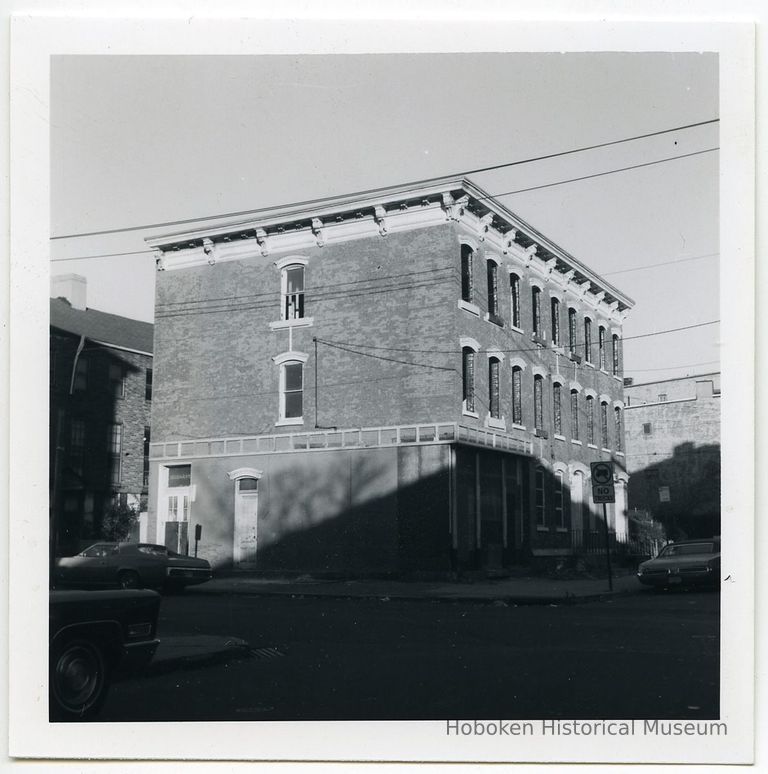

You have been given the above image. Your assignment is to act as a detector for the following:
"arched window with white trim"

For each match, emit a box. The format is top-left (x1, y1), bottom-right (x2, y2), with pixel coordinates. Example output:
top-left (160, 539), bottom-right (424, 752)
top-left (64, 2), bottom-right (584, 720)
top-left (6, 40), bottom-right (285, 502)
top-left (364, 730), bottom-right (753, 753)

top-left (510, 273), bottom-right (521, 328)
top-left (281, 361), bottom-right (304, 420)
top-left (282, 264), bottom-right (305, 320)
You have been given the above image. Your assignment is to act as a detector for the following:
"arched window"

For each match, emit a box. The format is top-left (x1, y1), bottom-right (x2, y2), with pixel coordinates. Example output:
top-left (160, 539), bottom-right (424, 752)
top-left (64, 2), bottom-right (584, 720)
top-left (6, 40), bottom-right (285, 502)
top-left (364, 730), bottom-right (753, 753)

top-left (533, 374), bottom-right (544, 432)
top-left (598, 325), bottom-right (607, 370)
top-left (531, 286), bottom-right (542, 335)
top-left (486, 260), bottom-right (499, 317)
top-left (570, 389), bottom-right (579, 440)
top-left (552, 382), bottom-right (562, 435)
top-left (615, 406), bottom-right (623, 452)
top-left (600, 401), bottom-right (610, 448)
top-left (586, 395), bottom-right (595, 445)
top-left (461, 244), bottom-right (474, 303)
top-left (512, 366), bottom-right (523, 425)
top-left (462, 346), bottom-right (476, 414)
top-left (568, 308), bottom-right (578, 356)
top-left (551, 297), bottom-right (561, 346)
top-left (488, 357), bottom-right (501, 418)
top-left (584, 317), bottom-right (593, 363)
top-left (510, 273), bottom-right (521, 328)
top-left (282, 264), bottom-right (305, 320)
top-left (612, 334), bottom-right (620, 376)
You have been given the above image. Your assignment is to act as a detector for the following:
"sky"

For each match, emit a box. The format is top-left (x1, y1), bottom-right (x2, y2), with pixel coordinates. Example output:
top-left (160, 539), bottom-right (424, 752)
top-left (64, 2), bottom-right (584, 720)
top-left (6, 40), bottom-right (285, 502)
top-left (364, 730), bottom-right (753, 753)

top-left (50, 52), bottom-right (719, 382)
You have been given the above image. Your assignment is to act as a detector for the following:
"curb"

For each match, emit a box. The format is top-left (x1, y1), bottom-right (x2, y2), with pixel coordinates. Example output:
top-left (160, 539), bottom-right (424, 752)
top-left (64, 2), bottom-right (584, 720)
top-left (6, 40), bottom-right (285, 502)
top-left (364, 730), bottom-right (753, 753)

top-left (146, 638), bottom-right (253, 677)
top-left (183, 585), bottom-right (642, 606)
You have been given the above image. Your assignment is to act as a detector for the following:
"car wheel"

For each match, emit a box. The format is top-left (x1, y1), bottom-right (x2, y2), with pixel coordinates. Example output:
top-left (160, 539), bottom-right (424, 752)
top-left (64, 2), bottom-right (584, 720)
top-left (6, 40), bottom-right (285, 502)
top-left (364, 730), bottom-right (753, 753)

top-left (118, 570), bottom-right (141, 590)
top-left (50, 638), bottom-right (110, 721)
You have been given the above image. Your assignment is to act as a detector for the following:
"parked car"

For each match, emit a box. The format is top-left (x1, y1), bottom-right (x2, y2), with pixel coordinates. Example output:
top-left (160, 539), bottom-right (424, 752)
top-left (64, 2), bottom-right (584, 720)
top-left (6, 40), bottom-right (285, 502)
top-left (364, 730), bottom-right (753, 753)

top-left (50, 588), bottom-right (160, 720)
top-left (637, 538), bottom-right (720, 590)
top-left (55, 542), bottom-right (212, 591)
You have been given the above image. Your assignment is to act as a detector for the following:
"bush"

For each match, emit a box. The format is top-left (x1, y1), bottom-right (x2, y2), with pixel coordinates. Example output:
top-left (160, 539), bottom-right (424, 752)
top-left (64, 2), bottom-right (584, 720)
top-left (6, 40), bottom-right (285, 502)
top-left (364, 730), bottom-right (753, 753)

top-left (100, 501), bottom-right (138, 542)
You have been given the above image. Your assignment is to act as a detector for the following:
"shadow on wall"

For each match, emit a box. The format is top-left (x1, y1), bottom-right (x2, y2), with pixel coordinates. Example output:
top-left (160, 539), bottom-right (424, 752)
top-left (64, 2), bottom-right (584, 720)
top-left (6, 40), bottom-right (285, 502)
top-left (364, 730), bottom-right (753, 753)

top-left (627, 441), bottom-right (721, 541)
top-left (223, 451), bottom-right (450, 576)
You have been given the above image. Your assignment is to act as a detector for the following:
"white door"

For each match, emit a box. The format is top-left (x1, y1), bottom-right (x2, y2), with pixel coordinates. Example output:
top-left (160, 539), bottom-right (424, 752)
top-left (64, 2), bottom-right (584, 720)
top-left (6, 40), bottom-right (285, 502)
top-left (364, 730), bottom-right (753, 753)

top-left (234, 478), bottom-right (259, 567)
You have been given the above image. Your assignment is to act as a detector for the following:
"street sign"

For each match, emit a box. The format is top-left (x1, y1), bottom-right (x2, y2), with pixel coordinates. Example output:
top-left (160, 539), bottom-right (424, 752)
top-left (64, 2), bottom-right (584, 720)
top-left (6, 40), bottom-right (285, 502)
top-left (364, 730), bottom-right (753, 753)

top-left (590, 461), bottom-right (615, 503)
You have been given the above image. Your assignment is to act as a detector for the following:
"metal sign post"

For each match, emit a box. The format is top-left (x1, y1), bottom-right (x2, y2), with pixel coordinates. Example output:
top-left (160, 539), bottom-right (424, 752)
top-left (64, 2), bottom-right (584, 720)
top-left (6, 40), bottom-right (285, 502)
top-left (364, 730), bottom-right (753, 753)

top-left (591, 461), bottom-right (616, 592)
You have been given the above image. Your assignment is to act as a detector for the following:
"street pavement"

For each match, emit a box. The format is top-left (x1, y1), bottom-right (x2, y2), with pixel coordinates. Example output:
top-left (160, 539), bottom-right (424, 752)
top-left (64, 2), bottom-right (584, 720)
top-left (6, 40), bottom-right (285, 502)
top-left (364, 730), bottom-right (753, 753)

top-left (100, 585), bottom-right (720, 721)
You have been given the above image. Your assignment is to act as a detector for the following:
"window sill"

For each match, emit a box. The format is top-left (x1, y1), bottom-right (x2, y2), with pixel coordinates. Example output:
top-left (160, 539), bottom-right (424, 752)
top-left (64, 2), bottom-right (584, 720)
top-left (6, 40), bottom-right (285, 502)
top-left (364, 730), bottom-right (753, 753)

top-left (615, 451), bottom-right (625, 457)
top-left (556, 527), bottom-right (569, 533)
top-left (612, 374), bottom-right (623, 382)
top-left (584, 361), bottom-right (595, 369)
top-left (511, 423), bottom-right (527, 431)
top-left (601, 447), bottom-right (612, 453)
top-left (552, 345), bottom-right (565, 355)
top-left (536, 525), bottom-right (548, 532)
top-left (484, 312), bottom-right (505, 328)
top-left (570, 439), bottom-right (583, 446)
top-left (553, 433), bottom-right (566, 441)
top-left (486, 416), bottom-right (506, 431)
top-left (462, 408), bottom-right (480, 419)
top-left (587, 443), bottom-right (598, 450)
top-left (269, 317), bottom-right (314, 331)
top-left (509, 324), bottom-right (524, 335)
top-left (275, 417), bottom-right (304, 427)
top-left (458, 300), bottom-right (481, 316)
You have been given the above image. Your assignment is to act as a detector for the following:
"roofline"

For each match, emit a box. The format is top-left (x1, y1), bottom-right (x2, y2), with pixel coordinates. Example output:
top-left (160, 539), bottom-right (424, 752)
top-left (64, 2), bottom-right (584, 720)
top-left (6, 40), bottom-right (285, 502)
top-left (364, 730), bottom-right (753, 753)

top-left (51, 324), bottom-right (153, 358)
top-left (145, 174), bottom-right (634, 309)
top-left (624, 370), bottom-right (720, 388)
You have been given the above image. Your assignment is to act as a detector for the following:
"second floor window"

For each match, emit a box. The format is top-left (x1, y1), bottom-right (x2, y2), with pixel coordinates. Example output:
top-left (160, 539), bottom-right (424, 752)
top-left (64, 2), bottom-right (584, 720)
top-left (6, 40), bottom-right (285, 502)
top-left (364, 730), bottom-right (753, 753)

top-left (600, 401), bottom-right (609, 448)
top-left (487, 261), bottom-right (499, 318)
top-left (586, 395), bottom-right (595, 445)
top-left (462, 347), bottom-right (476, 414)
top-left (489, 357), bottom-right (500, 419)
top-left (282, 265), bottom-right (305, 320)
top-left (533, 375), bottom-right (544, 432)
top-left (108, 423), bottom-right (122, 486)
top-left (568, 308), bottom-right (577, 355)
top-left (461, 244), bottom-right (474, 303)
top-left (584, 318), bottom-right (593, 363)
top-left (553, 383), bottom-right (562, 435)
top-left (512, 366), bottom-right (523, 425)
top-left (281, 361), bottom-right (304, 420)
top-left (145, 368), bottom-right (153, 401)
top-left (551, 297), bottom-right (561, 346)
top-left (532, 287), bottom-right (542, 335)
top-left (598, 326), bottom-right (607, 370)
top-left (510, 274), bottom-right (521, 328)
top-left (570, 390), bottom-right (579, 440)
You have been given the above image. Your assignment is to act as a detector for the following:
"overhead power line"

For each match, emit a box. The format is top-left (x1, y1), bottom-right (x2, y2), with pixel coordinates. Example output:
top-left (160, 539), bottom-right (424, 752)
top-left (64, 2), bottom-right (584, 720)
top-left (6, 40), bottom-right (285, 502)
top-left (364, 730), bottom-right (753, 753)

top-left (602, 252), bottom-right (719, 277)
top-left (50, 118), bottom-right (719, 242)
top-left (51, 248), bottom-right (156, 263)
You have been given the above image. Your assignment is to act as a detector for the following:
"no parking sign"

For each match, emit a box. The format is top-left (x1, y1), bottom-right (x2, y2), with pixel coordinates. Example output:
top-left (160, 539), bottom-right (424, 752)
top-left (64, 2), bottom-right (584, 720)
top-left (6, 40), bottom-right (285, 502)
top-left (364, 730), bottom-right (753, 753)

top-left (590, 461), bottom-right (615, 503)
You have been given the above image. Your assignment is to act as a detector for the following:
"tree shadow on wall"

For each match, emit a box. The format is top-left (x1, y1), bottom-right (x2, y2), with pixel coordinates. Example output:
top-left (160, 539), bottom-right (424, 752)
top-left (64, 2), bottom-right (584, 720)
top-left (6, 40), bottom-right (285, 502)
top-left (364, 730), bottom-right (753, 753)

top-left (627, 441), bottom-right (721, 541)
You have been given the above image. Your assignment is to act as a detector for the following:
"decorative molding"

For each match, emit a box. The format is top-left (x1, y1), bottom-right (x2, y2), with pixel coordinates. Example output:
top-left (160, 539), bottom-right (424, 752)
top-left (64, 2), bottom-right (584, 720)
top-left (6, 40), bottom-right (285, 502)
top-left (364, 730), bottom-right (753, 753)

top-left (255, 228), bottom-right (269, 256)
top-left (486, 349), bottom-right (505, 362)
top-left (478, 212), bottom-right (494, 241)
top-left (202, 238), bottom-right (216, 265)
top-left (459, 336), bottom-right (481, 352)
top-left (508, 357), bottom-right (527, 370)
top-left (227, 467), bottom-right (263, 481)
top-left (531, 365), bottom-right (549, 379)
top-left (374, 205), bottom-right (388, 236)
top-left (274, 255), bottom-right (309, 270)
top-left (269, 317), bottom-right (314, 331)
top-left (613, 400), bottom-right (625, 410)
top-left (272, 350), bottom-right (309, 365)
top-left (583, 387), bottom-right (597, 399)
top-left (599, 393), bottom-right (612, 404)
top-left (457, 233), bottom-right (479, 251)
top-left (569, 380), bottom-right (583, 393)
top-left (311, 218), bottom-right (325, 247)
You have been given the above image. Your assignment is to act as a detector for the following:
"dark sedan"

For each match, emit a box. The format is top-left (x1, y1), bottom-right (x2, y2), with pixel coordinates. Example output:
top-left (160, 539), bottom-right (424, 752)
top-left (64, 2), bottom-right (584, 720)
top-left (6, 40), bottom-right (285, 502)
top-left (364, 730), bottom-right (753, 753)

top-left (55, 542), bottom-right (212, 591)
top-left (637, 538), bottom-right (720, 589)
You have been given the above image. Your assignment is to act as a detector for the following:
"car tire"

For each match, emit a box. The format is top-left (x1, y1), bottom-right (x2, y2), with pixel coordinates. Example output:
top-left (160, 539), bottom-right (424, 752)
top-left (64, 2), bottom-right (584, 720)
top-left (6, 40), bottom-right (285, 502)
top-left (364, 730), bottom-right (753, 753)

top-left (50, 638), bottom-right (110, 721)
top-left (118, 570), bottom-right (141, 590)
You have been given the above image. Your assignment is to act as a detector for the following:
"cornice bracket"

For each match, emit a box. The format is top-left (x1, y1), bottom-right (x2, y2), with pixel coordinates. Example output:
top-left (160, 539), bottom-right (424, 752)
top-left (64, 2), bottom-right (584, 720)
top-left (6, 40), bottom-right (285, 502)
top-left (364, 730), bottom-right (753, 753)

top-left (202, 238), bottom-right (216, 266)
top-left (478, 212), bottom-right (494, 241)
top-left (311, 218), bottom-right (325, 247)
top-left (502, 228), bottom-right (518, 255)
top-left (154, 250), bottom-right (166, 271)
top-left (374, 205), bottom-right (388, 236)
top-left (255, 228), bottom-right (270, 257)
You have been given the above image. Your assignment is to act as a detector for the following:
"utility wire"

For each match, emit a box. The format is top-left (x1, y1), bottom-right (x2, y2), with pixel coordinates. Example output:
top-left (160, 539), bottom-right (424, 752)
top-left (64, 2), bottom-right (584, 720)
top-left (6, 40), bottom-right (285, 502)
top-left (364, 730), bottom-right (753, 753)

top-left (51, 249), bottom-right (156, 262)
top-left (601, 252), bottom-right (719, 277)
top-left (50, 118), bottom-right (719, 241)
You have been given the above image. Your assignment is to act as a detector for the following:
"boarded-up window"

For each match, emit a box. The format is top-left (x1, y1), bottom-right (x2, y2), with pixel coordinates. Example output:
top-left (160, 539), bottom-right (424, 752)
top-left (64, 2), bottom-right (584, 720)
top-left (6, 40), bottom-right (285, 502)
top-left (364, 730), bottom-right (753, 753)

top-left (615, 407), bottom-right (623, 452)
top-left (599, 326), bottom-right (607, 370)
top-left (570, 390), bottom-right (579, 440)
top-left (551, 297), bottom-right (560, 345)
top-left (512, 366), bottom-right (523, 425)
top-left (461, 245), bottom-right (474, 303)
top-left (487, 261), bottom-right (499, 316)
top-left (584, 318), bottom-right (592, 363)
top-left (612, 334), bottom-right (620, 375)
top-left (489, 358), bottom-right (500, 419)
top-left (568, 308), bottom-right (577, 354)
top-left (586, 395), bottom-right (595, 445)
top-left (600, 401), bottom-right (609, 448)
top-left (534, 375), bottom-right (544, 431)
top-left (462, 347), bottom-right (475, 413)
top-left (553, 383), bottom-right (562, 435)
top-left (168, 464), bottom-right (191, 488)
top-left (510, 274), bottom-right (521, 328)
top-left (531, 287), bottom-right (542, 334)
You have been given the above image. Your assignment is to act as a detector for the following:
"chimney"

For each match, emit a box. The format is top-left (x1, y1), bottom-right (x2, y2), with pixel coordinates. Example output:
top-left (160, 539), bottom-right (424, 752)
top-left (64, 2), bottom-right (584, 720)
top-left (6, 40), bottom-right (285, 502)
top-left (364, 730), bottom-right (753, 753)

top-left (51, 274), bottom-right (87, 311)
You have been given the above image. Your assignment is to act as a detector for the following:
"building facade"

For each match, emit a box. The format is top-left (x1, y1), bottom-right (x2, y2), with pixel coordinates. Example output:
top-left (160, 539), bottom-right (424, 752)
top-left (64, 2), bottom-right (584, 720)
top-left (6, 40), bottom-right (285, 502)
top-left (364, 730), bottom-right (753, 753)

top-left (50, 276), bottom-right (154, 555)
top-left (624, 372), bottom-right (720, 540)
top-left (146, 177), bottom-right (633, 574)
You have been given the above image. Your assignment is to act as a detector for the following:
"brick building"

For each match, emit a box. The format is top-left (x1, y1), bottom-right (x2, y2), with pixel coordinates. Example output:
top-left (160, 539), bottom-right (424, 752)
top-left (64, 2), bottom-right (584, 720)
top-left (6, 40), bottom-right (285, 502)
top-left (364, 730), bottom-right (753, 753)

top-left (624, 372), bottom-right (720, 540)
top-left (146, 176), bottom-right (633, 574)
top-left (50, 275), bottom-right (154, 554)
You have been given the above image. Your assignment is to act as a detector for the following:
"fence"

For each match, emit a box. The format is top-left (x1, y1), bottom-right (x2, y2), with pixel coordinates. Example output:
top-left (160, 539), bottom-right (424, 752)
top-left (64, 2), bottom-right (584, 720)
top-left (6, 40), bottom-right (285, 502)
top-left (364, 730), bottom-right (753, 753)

top-left (571, 529), bottom-right (662, 558)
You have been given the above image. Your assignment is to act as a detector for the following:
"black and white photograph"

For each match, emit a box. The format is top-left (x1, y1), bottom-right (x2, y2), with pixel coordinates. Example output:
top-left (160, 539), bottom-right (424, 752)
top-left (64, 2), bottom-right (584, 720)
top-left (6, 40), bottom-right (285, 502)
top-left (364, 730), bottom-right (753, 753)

top-left (6, 10), bottom-right (756, 768)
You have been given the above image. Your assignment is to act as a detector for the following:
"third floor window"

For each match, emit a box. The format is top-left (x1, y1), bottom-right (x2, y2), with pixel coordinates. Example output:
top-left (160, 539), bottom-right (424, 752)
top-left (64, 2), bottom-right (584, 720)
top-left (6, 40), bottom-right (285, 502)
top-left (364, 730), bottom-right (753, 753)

top-left (282, 265), bottom-right (305, 320)
top-left (551, 297), bottom-right (561, 346)
top-left (532, 287), bottom-right (542, 336)
top-left (461, 245), bottom-right (474, 303)
top-left (510, 274), bottom-right (521, 328)
top-left (486, 261), bottom-right (499, 318)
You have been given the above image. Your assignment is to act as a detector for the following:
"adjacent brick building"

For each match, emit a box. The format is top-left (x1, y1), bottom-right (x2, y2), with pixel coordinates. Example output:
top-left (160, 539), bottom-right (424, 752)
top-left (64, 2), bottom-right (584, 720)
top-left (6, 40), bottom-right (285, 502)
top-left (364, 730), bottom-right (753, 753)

top-left (624, 372), bottom-right (720, 540)
top-left (146, 176), bottom-right (633, 574)
top-left (50, 275), bottom-right (154, 554)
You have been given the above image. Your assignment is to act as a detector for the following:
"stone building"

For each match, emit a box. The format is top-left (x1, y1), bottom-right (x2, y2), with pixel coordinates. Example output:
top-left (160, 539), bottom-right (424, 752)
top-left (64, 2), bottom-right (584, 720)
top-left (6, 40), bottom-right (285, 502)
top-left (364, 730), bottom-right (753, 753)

top-left (624, 372), bottom-right (720, 540)
top-left (145, 176), bottom-right (633, 574)
top-left (50, 275), bottom-right (154, 554)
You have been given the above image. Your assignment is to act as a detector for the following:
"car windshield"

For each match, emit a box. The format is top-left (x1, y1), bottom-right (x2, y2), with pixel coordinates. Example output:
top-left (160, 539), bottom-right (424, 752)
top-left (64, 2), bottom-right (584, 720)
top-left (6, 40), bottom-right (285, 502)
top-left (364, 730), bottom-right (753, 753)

top-left (659, 542), bottom-right (715, 557)
top-left (81, 544), bottom-right (118, 558)
top-left (137, 545), bottom-right (167, 557)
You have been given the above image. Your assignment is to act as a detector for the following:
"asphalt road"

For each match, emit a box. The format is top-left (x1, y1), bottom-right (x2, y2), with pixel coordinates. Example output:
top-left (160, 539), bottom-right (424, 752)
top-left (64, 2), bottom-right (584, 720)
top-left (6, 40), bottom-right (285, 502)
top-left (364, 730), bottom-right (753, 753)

top-left (99, 589), bottom-right (720, 721)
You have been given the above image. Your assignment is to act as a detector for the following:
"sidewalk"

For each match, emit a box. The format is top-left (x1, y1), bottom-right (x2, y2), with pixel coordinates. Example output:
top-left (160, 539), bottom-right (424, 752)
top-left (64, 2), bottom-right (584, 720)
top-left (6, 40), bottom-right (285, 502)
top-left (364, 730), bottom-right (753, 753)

top-left (184, 570), bottom-right (643, 606)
